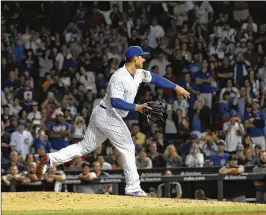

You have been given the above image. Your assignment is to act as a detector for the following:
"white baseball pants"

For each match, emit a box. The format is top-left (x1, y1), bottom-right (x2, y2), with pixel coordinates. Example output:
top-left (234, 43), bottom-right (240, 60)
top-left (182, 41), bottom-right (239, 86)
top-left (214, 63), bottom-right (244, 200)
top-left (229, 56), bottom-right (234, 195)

top-left (48, 105), bottom-right (140, 193)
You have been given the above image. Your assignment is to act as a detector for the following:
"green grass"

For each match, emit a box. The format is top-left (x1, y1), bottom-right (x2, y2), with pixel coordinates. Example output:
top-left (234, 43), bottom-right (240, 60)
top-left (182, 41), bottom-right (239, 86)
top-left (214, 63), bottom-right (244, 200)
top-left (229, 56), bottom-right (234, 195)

top-left (3, 205), bottom-right (266, 215)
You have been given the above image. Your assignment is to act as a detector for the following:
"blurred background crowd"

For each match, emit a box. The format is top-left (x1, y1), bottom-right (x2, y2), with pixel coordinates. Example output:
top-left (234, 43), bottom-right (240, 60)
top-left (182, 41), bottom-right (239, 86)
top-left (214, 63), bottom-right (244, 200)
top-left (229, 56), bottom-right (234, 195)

top-left (1, 1), bottom-right (266, 202)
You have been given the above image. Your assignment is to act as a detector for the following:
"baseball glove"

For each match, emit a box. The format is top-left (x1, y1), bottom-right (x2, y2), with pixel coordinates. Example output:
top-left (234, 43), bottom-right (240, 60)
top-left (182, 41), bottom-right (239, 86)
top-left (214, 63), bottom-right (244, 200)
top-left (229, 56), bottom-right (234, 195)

top-left (142, 101), bottom-right (165, 124)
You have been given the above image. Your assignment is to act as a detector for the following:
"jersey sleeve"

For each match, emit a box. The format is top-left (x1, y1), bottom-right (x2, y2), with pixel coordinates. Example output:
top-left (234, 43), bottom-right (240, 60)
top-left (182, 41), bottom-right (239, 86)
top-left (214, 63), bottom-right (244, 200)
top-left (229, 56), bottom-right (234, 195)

top-left (110, 81), bottom-right (125, 99)
top-left (141, 70), bottom-right (152, 83)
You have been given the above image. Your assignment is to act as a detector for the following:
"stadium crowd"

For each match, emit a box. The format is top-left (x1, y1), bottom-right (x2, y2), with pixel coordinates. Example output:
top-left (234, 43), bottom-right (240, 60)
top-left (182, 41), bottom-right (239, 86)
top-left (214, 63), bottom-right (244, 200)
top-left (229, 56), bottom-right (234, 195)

top-left (1, 1), bottom-right (266, 203)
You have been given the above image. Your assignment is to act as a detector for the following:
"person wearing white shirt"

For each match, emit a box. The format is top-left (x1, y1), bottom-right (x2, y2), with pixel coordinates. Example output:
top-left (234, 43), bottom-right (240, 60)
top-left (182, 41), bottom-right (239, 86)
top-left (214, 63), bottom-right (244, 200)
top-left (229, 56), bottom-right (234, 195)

top-left (185, 143), bottom-right (204, 167)
top-left (27, 102), bottom-right (42, 125)
top-left (165, 110), bottom-right (178, 135)
top-left (173, 2), bottom-right (189, 26)
top-left (223, 110), bottom-right (245, 153)
top-left (106, 46), bottom-right (122, 64)
top-left (194, 1), bottom-right (213, 25)
top-left (147, 19), bottom-right (165, 49)
top-left (148, 52), bottom-right (170, 76)
top-left (97, 156), bottom-right (112, 170)
top-left (257, 59), bottom-right (266, 94)
top-left (173, 96), bottom-right (189, 117)
top-left (10, 122), bottom-right (33, 160)
top-left (77, 67), bottom-right (97, 94)
top-left (9, 97), bottom-right (22, 116)
top-left (219, 79), bottom-right (239, 101)
top-left (241, 16), bottom-right (258, 33)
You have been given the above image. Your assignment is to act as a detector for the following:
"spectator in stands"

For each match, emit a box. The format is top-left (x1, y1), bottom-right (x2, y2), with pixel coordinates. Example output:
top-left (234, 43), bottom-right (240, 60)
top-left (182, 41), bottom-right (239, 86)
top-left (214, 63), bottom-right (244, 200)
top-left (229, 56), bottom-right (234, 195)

top-left (24, 153), bottom-right (36, 168)
top-left (253, 145), bottom-right (262, 165)
top-left (6, 151), bottom-right (25, 173)
top-left (131, 123), bottom-right (146, 145)
top-left (97, 155), bottom-right (112, 170)
top-left (136, 149), bottom-right (153, 169)
top-left (86, 144), bottom-right (103, 163)
top-left (112, 155), bottom-right (123, 170)
top-left (2, 166), bottom-right (22, 191)
top-left (1, 121), bottom-right (11, 159)
top-left (78, 163), bottom-right (97, 194)
top-left (199, 134), bottom-right (218, 160)
top-left (178, 72), bottom-right (200, 110)
top-left (3, 70), bottom-right (21, 92)
top-left (69, 156), bottom-right (84, 171)
top-left (243, 147), bottom-right (257, 166)
top-left (32, 129), bottom-right (51, 154)
top-left (232, 53), bottom-right (249, 88)
top-left (147, 18), bottom-right (165, 49)
top-left (10, 121), bottom-right (33, 160)
top-left (219, 91), bottom-right (232, 122)
top-left (27, 102), bottom-right (42, 125)
top-left (244, 99), bottom-right (266, 150)
top-left (237, 88), bottom-right (252, 120)
top-left (154, 130), bottom-right (166, 154)
top-left (2, 105), bottom-right (13, 126)
top-left (48, 110), bottom-right (71, 151)
top-left (44, 166), bottom-right (66, 192)
top-left (242, 134), bottom-right (254, 149)
top-left (148, 52), bottom-right (170, 76)
top-left (165, 144), bottom-right (182, 168)
top-left (190, 100), bottom-right (204, 137)
top-left (195, 59), bottom-right (213, 109)
top-left (163, 65), bottom-right (177, 100)
top-left (253, 151), bottom-right (266, 204)
top-left (93, 161), bottom-right (112, 194)
top-left (185, 143), bottom-right (204, 167)
top-left (157, 170), bottom-right (182, 198)
top-left (219, 155), bottom-right (246, 202)
top-left (71, 116), bottom-right (86, 139)
top-left (216, 56), bottom-right (234, 89)
top-left (223, 110), bottom-right (245, 154)
top-left (248, 70), bottom-right (260, 97)
top-left (148, 187), bottom-right (157, 198)
top-left (147, 142), bottom-right (167, 168)
top-left (105, 146), bottom-right (121, 166)
top-left (195, 189), bottom-right (210, 200)
top-left (9, 97), bottom-right (22, 116)
top-left (219, 79), bottom-right (238, 102)
top-left (20, 162), bottom-right (39, 184)
top-left (173, 96), bottom-right (189, 117)
top-left (210, 140), bottom-right (229, 166)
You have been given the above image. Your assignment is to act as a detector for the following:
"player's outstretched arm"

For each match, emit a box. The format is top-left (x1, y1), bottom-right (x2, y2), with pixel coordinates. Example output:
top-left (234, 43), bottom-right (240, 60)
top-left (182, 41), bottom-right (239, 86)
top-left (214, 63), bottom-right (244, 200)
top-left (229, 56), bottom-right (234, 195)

top-left (150, 72), bottom-right (190, 99)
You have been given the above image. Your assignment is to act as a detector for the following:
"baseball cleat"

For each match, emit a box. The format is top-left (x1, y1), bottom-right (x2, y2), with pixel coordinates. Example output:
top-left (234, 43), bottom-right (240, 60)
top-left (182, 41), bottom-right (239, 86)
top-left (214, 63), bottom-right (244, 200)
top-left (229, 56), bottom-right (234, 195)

top-left (126, 190), bottom-right (151, 197)
top-left (36, 154), bottom-right (50, 179)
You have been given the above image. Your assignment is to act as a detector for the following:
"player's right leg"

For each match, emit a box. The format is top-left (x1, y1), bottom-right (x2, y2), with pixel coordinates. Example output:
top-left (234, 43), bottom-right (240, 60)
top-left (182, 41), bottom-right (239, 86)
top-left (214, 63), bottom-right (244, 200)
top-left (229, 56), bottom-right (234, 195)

top-left (36, 109), bottom-right (107, 178)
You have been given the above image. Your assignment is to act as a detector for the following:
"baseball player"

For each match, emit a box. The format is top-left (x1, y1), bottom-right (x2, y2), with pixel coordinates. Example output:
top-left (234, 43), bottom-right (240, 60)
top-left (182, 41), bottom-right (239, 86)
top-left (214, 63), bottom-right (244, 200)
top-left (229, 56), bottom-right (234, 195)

top-left (36, 46), bottom-right (190, 197)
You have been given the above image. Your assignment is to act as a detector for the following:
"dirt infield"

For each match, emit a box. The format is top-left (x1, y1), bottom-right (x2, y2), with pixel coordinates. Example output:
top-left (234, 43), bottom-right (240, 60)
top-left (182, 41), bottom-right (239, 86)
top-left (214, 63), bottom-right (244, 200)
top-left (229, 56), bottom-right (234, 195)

top-left (2, 192), bottom-right (266, 215)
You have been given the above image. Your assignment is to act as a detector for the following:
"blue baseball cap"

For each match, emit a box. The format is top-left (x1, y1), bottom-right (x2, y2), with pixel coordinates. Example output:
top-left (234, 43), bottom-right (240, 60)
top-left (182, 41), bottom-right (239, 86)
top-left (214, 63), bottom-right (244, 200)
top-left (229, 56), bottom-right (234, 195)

top-left (190, 134), bottom-right (199, 139)
top-left (230, 109), bottom-right (238, 117)
top-left (125, 46), bottom-right (149, 60)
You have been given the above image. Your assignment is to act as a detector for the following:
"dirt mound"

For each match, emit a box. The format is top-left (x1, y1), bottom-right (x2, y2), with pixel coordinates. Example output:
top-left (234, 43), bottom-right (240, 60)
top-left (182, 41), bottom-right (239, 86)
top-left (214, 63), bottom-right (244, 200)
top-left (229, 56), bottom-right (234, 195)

top-left (2, 192), bottom-right (259, 212)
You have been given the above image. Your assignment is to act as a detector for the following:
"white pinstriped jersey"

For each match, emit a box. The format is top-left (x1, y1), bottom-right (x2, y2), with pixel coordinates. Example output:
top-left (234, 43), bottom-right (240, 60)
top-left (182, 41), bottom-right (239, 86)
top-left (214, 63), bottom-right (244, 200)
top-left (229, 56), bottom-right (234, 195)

top-left (100, 65), bottom-right (152, 118)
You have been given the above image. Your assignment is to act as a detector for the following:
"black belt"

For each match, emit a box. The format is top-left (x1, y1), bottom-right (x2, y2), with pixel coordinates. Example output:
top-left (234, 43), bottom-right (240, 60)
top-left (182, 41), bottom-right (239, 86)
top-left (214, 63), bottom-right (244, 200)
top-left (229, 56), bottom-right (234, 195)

top-left (100, 104), bottom-right (106, 109)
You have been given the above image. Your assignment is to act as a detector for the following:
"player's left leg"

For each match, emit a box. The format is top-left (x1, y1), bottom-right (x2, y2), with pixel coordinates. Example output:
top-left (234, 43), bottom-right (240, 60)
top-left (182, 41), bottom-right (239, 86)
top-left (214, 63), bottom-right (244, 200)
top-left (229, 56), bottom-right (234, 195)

top-left (94, 109), bottom-right (150, 196)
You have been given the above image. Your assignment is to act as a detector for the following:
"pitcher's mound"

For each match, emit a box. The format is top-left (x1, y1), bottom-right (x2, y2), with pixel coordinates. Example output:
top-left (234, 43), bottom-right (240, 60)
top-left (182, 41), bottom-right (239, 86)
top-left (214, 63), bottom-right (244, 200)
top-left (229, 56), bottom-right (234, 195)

top-left (2, 192), bottom-right (266, 215)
